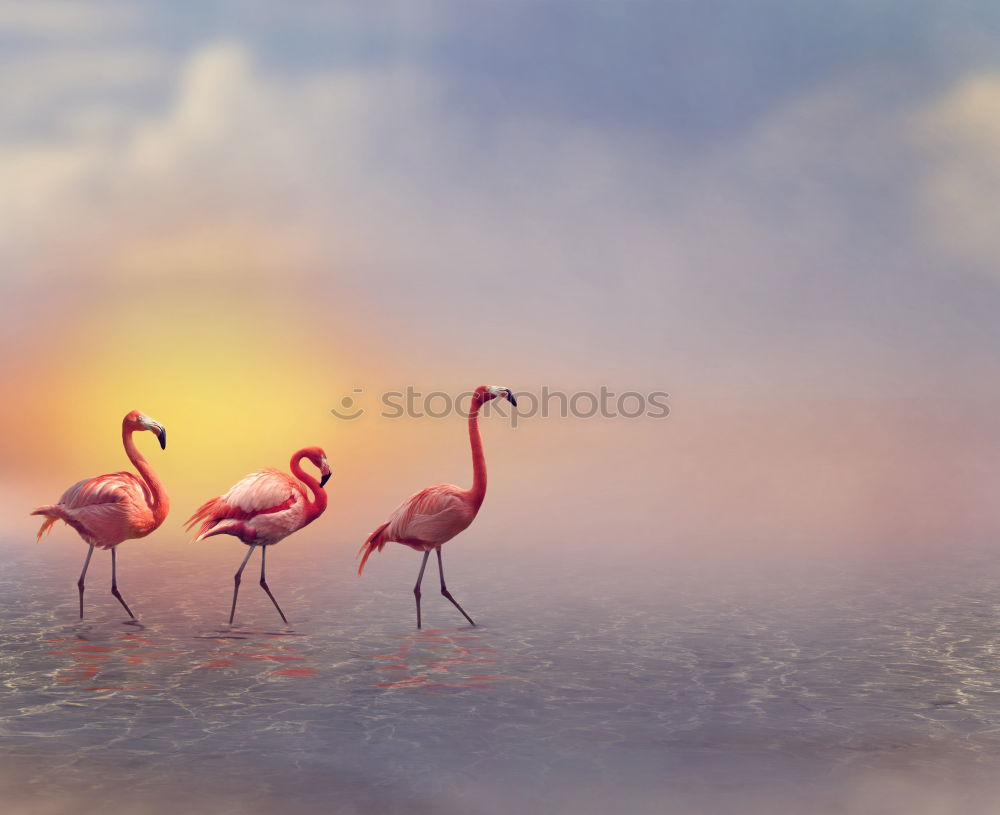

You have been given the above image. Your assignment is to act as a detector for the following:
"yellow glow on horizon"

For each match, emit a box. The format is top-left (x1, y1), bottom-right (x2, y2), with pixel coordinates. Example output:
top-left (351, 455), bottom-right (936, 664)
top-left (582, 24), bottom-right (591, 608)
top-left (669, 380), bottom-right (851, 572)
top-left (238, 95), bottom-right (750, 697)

top-left (18, 295), bottom-right (376, 513)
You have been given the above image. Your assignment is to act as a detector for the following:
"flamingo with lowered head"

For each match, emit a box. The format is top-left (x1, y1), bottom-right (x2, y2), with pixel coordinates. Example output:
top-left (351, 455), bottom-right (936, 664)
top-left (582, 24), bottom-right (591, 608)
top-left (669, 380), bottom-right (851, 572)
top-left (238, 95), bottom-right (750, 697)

top-left (186, 447), bottom-right (331, 624)
top-left (358, 384), bottom-right (516, 628)
top-left (31, 410), bottom-right (168, 619)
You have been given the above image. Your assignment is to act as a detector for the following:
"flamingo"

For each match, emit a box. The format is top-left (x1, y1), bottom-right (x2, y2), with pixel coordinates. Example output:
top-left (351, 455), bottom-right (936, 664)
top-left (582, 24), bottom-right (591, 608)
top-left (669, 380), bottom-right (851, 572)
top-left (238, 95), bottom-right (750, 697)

top-left (31, 410), bottom-right (168, 620)
top-left (185, 447), bottom-right (331, 625)
top-left (358, 384), bottom-right (516, 628)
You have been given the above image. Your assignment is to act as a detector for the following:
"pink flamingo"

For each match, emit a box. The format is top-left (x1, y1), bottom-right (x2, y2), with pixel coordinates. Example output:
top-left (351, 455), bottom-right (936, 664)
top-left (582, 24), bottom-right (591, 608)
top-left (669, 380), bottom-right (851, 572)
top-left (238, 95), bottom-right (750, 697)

top-left (31, 410), bottom-right (168, 619)
top-left (358, 384), bottom-right (516, 628)
top-left (185, 447), bottom-right (331, 624)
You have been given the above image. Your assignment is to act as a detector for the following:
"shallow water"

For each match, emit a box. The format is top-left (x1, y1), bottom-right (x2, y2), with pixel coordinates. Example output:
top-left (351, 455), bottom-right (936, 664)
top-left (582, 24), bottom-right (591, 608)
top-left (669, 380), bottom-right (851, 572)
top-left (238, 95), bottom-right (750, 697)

top-left (5, 538), bottom-right (1000, 814)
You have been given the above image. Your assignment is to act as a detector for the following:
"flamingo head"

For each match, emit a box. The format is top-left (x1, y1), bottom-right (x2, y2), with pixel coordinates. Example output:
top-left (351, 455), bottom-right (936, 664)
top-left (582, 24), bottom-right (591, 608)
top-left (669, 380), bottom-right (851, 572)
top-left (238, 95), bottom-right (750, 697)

top-left (124, 410), bottom-right (167, 449)
top-left (299, 446), bottom-right (332, 488)
top-left (475, 384), bottom-right (517, 409)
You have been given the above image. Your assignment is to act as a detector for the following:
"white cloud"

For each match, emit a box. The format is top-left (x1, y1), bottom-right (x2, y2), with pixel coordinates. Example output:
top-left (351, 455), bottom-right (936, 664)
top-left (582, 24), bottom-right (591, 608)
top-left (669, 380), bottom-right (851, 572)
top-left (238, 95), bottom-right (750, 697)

top-left (0, 39), bottom-right (680, 376)
top-left (1, 48), bottom-right (168, 128)
top-left (3, 37), bottom-right (997, 381)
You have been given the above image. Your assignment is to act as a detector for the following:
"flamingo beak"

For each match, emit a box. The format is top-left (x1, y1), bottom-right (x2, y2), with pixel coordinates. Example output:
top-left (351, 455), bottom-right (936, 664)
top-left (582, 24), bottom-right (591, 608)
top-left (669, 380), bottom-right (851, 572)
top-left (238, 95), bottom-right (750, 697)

top-left (320, 472), bottom-right (331, 488)
top-left (505, 391), bottom-right (517, 408)
top-left (155, 424), bottom-right (167, 449)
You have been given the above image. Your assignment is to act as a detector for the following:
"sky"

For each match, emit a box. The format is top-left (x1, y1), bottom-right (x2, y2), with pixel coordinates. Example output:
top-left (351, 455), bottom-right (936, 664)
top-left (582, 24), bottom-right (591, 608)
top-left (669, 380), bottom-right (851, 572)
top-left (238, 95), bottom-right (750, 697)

top-left (3, 1), bottom-right (1000, 560)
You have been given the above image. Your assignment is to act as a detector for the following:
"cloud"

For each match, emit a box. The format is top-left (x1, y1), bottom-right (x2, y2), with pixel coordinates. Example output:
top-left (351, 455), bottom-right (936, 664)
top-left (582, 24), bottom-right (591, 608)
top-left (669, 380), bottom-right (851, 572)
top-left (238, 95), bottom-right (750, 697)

top-left (0, 1), bottom-right (143, 37)
top-left (4, 35), bottom-right (1000, 385)
top-left (1, 48), bottom-right (168, 132)
top-left (0, 40), bottom-right (653, 361)
top-left (913, 73), bottom-right (1000, 273)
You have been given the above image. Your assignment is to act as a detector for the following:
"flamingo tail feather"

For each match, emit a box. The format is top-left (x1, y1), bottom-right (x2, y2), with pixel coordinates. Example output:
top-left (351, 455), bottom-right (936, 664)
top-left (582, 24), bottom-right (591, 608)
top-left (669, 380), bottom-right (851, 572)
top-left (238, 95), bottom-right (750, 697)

top-left (357, 522), bottom-right (390, 576)
top-left (193, 521), bottom-right (244, 542)
top-left (30, 506), bottom-right (60, 542)
top-left (185, 498), bottom-right (223, 541)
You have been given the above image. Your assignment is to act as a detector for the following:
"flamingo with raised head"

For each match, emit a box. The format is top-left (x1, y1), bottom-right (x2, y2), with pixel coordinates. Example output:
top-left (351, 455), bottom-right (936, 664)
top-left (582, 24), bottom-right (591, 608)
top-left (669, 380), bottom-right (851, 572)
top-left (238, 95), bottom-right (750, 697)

top-left (31, 410), bottom-right (169, 620)
top-left (358, 384), bottom-right (516, 628)
top-left (186, 447), bottom-right (331, 625)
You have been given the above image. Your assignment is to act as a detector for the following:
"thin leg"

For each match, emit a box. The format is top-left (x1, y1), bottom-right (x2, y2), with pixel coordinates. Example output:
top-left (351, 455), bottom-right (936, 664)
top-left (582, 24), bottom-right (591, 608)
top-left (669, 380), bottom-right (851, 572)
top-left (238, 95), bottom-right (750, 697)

top-left (229, 545), bottom-right (256, 624)
top-left (258, 546), bottom-right (288, 625)
top-left (77, 545), bottom-right (95, 620)
top-left (413, 550), bottom-right (431, 629)
top-left (110, 548), bottom-right (136, 619)
top-left (436, 548), bottom-right (475, 626)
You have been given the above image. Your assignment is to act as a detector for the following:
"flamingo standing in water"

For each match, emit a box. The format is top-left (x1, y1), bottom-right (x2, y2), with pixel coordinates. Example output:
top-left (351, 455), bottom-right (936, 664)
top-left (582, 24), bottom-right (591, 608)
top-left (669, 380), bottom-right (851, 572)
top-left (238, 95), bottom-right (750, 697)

top-left (31, 410), bottom-right (168, 619)
top-left (358, 384), bottom-right (516, 628)
top-left (186, 447), bottom-right (331, 624)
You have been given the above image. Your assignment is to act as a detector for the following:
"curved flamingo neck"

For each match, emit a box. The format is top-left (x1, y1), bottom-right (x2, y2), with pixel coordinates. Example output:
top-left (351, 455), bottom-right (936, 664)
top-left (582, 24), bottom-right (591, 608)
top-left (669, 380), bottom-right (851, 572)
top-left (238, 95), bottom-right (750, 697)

top-left (468, 402), bottom-right (486, 510)
top-left (122, 423), bottom-right (169, 524)
top-left (291, 452), bottom-right (327, 523)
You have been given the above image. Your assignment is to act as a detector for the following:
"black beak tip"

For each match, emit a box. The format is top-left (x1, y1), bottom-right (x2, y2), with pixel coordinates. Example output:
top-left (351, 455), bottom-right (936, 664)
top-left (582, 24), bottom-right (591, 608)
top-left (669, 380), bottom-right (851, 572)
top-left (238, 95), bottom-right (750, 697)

top-left (507, 393), bottom-right (517, 408)
top-left (320, 472), bottom-right (331, 488)
top-left (158, 429), bottom-right (167, 450)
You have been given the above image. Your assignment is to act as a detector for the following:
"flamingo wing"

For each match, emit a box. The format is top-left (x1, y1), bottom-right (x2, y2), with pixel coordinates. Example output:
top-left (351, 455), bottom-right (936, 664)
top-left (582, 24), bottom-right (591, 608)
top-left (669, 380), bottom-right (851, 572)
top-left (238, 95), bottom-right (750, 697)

top-left (60, 472), bottom-right (150, 509)
top-left (186, 469), bottom-right (303, 542)
top-left (222, 469), bottom-right (299, 514)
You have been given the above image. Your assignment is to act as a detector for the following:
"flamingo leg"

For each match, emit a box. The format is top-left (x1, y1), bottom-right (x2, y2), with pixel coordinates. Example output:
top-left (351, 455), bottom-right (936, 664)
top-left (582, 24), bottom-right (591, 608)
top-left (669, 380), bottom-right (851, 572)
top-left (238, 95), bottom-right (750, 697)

top-left (110, 548), bottom-right (135, 619)
top-left (258, 546), bottom-right (288, 625)
top-left (77, 544), bottom-right (95, 620)
top-left (229, 545), bottom-right (256, 624)
top-left (413, 550), bottom-right (431, 629)
top-left (436, 548), bottom-right (475, 627)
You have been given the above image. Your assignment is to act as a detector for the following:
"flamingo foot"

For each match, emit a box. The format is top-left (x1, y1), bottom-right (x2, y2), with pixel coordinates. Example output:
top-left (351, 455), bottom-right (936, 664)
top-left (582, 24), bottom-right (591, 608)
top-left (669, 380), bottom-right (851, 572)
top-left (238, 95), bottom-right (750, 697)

top-left (77, 544), bottom-right (95, 620)
top-left (229, 545), bottom-right (256, 625)
top-left (258, 546), bottom-right (288, 624)
top-left (414, 550), bottom-right (431, 629)
top-left (441, 588), bottom-right (476, 627)
top-left (110, 549), bottom-right (135, 619)
top-left (259, 579), bottom-right (288, 625)
top-left (436, 549), bottom-right (475, 626)
top-left (111, 587), bottom-right (135, 619)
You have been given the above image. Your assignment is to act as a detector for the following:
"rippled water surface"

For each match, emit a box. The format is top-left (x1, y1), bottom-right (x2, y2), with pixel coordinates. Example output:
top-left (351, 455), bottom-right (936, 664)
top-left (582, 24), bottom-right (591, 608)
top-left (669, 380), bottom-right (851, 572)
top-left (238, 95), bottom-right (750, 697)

top-left (5, 538), bottom-right (1000, 814)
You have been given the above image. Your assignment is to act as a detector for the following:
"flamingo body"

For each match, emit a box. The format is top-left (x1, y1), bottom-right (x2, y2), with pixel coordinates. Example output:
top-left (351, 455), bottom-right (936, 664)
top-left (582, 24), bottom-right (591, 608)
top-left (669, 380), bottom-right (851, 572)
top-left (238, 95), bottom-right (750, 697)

top-left (186, 468), bottom-right (315, 546)
top-left (359, 484), bottom-right (476, 572)
top-left (34, 472), bottom-right (160, 549)
top-left (186, 446), bottom-right (331, 624)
